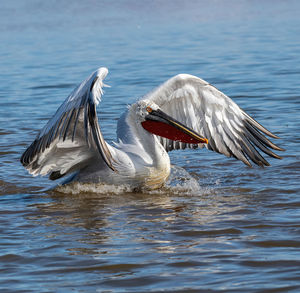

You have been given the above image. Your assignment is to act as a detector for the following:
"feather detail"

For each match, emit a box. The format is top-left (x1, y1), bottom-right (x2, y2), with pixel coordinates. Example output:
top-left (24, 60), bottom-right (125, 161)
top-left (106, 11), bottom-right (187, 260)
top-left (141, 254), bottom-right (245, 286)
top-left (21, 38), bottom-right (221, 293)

top-left (141, 73), bottom-right (283, 166)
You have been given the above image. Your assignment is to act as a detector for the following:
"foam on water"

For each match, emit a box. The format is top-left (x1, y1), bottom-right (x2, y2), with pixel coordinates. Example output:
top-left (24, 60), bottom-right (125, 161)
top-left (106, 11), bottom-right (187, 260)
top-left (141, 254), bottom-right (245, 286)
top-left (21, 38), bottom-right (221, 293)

top-left (54, 165), bottom-right (210, 196)
top-left (152, 165), bottom-right (208, 195)
top-left (55, 181), bottom-right (133, 195)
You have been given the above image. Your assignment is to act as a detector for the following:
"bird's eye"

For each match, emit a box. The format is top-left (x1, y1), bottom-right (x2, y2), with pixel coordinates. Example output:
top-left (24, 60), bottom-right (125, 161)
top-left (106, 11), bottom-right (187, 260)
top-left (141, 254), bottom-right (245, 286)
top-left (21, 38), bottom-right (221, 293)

top-left (146, 106), bottom-right (153, 113)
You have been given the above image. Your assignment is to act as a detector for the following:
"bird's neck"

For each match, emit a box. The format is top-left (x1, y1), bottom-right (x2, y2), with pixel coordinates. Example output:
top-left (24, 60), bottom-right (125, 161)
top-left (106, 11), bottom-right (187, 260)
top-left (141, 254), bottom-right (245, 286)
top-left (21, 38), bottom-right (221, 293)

top-left (117, 106), bottom-right (170, 170)
top-left (114, 105), bottom-right (171, 189)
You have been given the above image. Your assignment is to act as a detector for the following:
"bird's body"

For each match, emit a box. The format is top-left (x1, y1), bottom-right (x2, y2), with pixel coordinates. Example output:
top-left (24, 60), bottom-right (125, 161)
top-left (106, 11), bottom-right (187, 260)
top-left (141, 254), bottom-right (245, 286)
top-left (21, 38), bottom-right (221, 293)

top-left (73, 105), bottom-right (171, 189)
top-left (21, 68), bottom-right (284, 190)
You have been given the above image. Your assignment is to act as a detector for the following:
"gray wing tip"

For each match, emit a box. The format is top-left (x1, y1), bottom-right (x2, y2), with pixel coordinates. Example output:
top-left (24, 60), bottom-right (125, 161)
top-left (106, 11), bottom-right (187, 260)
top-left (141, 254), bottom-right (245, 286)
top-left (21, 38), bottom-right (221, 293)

top-left (243, 112), bottom-right (283, 141)
top-left (21, 144), bottom-right (67, 180)
top-left (238, 116), bottom-right (285, 167)
top-left (20, 140), bottom-right (38, 167)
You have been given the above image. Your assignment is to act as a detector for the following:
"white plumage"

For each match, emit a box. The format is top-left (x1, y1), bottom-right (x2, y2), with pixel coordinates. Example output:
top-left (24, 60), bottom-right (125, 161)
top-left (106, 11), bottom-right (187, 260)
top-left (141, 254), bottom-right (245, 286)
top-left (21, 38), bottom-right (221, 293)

top-left (21, 67), bottom-right (284, 189)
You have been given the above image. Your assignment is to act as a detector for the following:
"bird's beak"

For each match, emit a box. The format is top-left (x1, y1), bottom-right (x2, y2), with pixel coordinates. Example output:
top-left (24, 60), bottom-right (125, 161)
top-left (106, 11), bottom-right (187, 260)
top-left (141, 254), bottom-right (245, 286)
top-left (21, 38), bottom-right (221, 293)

top-left (141, 108), bottom-right (208, 144)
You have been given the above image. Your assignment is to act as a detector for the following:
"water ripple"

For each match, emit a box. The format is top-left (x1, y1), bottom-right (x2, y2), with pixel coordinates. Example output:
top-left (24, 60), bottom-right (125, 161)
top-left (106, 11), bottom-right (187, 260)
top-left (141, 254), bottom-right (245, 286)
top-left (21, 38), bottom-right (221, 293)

top-left (1, 0), bottom-right (300, 292)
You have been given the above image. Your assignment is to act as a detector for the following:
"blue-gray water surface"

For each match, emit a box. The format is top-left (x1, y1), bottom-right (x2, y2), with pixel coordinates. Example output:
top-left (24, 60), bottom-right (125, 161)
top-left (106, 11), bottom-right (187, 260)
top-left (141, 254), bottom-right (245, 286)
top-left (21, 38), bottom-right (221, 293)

top-left (1, 1), bottom-right (300, 292)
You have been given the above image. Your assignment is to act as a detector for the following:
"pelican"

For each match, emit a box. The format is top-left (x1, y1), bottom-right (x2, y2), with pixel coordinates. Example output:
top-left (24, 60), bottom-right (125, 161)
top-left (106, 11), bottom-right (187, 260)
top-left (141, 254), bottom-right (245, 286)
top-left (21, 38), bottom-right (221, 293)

top-left (21, 67), bottom-right (284, 189)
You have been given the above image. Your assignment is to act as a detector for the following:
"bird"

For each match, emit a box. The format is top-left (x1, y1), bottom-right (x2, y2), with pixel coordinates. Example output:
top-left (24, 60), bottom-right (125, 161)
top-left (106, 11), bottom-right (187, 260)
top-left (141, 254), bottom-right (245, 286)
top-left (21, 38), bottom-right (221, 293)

top-left (20, 67), bottom-right (284, 190)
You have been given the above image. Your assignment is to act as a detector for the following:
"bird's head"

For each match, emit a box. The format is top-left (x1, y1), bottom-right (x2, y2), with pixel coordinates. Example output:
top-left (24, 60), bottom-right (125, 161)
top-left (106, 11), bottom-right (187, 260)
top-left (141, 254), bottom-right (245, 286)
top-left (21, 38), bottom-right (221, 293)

top-left (136, 100), bottom-right (208, 144)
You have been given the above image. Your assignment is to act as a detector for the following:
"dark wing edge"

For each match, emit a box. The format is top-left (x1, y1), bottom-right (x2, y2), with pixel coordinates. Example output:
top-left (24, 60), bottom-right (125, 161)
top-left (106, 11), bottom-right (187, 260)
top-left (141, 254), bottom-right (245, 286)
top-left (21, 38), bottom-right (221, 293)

top-left (20, 67), bottom-right (115, 179)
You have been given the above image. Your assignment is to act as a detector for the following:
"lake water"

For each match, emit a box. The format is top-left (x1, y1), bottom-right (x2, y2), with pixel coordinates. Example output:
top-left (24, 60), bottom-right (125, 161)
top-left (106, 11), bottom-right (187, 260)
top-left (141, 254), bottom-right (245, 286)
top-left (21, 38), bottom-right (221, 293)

top-left (1, 0), bottom-right (300, 292)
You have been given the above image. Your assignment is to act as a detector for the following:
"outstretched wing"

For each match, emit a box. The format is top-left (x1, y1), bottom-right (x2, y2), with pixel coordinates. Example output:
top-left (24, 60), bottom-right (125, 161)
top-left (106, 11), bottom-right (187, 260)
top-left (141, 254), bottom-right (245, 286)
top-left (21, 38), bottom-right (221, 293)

top-left (142, 74), bottom-right (284, 167)
top-left (21, 67), bottom-right (115, 180)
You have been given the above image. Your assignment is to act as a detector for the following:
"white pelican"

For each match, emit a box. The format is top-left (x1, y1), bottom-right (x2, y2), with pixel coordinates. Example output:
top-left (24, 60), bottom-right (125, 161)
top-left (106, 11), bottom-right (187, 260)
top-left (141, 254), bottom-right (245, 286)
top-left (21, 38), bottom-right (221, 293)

top-left (21, 67), bottom-right (284, 189)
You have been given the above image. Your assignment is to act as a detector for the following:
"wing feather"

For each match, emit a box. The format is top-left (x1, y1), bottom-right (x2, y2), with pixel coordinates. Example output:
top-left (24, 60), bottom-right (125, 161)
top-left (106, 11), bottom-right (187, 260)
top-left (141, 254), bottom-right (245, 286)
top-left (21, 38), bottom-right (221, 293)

top-left (142, 74), bottom-right (284, 166)
top-left (20, 67), bottom-right (115, 179)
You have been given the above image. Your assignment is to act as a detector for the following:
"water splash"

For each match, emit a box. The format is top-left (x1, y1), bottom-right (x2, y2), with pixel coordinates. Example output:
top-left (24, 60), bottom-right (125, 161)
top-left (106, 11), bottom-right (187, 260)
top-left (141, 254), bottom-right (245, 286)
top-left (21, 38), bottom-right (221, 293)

top-left (55, 181), bottom-right (133, 195)
top-left (54, 165), bottom-right (210, 196)
top-left (155, 165), bottom-right (204, 195)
